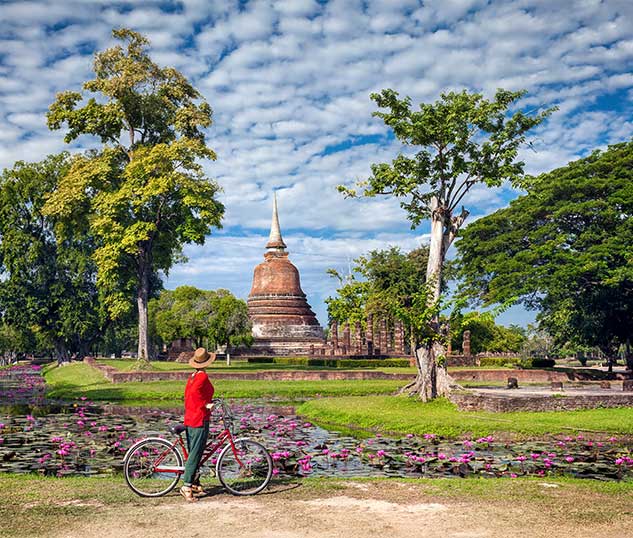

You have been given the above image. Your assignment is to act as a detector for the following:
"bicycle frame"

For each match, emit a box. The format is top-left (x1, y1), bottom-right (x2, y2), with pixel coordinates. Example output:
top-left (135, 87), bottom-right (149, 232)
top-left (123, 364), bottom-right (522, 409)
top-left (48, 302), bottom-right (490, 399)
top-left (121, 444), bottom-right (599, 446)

top-left (152, 400), bottom-right (246, 475)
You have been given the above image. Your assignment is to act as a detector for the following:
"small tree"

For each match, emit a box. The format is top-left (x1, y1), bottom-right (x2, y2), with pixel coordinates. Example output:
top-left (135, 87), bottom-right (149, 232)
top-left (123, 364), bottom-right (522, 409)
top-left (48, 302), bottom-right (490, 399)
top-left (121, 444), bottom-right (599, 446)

top-left (150, 286), bottom-right (220, 351)
top-left (44, 29), bottom-right (224, 365)
top-left (208, 294), bottom-right (252, 365)
top-left (341, 88), bottom-right (553, 400)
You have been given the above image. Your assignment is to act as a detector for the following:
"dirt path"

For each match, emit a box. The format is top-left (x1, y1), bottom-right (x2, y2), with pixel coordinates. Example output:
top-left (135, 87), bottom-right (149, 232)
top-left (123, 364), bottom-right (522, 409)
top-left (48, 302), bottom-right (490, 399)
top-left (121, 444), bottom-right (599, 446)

top-left (48, 481), bottom-right (632, 538)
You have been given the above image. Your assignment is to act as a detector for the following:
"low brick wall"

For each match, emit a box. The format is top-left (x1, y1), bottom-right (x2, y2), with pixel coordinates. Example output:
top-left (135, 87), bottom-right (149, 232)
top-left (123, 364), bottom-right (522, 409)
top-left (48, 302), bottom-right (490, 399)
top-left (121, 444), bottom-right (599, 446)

top-left (84, 357), bottom-right (414, 383)
top-left (450, 391), bottom-right (633, 412)
top-left (446, 355), bottom-right (478, 367)
top-left (449, 369), bottom-right (570, 383)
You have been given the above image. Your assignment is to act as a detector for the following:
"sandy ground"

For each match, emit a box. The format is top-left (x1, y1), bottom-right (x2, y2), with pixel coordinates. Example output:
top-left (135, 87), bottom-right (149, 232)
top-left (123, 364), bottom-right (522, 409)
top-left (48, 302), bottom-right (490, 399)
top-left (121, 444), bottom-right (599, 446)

top-left (47, 481), bottom-right (633, 538)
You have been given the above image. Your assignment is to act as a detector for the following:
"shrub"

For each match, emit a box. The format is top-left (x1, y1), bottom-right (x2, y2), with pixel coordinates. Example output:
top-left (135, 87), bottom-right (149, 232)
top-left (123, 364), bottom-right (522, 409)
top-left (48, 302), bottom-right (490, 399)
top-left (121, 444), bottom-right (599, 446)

top-left (517, 358), bottom-right (556, 368)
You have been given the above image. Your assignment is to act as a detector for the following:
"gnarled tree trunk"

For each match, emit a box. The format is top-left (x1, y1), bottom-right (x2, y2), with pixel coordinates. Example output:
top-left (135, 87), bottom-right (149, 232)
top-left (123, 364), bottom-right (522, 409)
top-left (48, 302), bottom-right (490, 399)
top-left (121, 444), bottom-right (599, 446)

top-left (401, 197), bottom-right (466, 400)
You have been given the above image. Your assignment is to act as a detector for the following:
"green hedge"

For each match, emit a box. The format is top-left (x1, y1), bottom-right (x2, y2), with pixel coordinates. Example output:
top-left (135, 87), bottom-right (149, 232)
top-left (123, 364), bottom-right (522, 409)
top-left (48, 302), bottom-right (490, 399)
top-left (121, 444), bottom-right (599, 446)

top-left (247, 357), bottom-right (411, 368)
top-left (525, 358), bottom-right (556, 368)
top-left (478, 356), bottom-right (520, 367)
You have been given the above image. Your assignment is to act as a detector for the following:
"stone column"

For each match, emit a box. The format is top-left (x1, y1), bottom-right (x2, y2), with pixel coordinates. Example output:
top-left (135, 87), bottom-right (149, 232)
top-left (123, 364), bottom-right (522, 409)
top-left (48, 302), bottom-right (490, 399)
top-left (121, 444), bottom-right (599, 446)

top-left (380, 318), bottom-right (388, 353)
top-left (366, 314), bottom-right (374, 355)
top-left (394, 320), bottom-right (405, 355)
top-left (331, 320), bottom-right (339, 350)
top-left (354, 321), bottom-right (362, 355)
top-left (374, 317), bottom-right (382, 355)
top-left (342, 322), bottom-right (351, 354)
top-left (463, 330), bottom-right (471, 357)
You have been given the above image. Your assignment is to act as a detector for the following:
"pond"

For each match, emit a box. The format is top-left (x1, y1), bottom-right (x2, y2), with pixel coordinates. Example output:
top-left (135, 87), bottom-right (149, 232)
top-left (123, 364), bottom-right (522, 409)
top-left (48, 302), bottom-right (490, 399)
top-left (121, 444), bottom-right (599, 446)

top-left (1, 364), bottom-right (632, 481)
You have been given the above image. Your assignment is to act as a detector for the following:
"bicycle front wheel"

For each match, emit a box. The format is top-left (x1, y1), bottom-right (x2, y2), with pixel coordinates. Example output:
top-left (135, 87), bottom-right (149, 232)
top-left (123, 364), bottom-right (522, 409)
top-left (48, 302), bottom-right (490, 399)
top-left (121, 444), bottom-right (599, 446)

top-left (124, 438), bottom-right (184, 497)
top-left (216, 438), bottom-right (273, 495)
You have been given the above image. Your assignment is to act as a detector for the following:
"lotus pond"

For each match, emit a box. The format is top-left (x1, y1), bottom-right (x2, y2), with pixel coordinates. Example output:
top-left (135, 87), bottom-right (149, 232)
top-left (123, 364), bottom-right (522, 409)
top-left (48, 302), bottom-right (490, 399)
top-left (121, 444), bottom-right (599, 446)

top-left (1, 364), bottom-right (633, 482)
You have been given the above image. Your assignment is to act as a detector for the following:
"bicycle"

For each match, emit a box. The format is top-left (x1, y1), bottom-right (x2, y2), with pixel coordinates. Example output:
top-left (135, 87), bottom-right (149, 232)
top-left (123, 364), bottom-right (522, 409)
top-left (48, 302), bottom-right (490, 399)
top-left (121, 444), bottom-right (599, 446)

top-left (123, 398), bottom-right (273, 497)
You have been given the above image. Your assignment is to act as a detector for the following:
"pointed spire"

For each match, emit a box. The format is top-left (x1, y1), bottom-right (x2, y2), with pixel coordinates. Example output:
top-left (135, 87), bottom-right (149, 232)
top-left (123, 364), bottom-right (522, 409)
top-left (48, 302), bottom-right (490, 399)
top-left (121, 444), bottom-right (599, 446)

top-left (266, 191), bottom-right (287, 250)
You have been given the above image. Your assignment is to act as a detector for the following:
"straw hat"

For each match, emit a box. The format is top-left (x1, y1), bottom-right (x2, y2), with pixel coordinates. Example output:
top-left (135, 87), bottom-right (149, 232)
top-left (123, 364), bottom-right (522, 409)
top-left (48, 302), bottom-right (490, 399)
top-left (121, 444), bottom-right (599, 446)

top-left (189, 347), bottom-right (216, 369)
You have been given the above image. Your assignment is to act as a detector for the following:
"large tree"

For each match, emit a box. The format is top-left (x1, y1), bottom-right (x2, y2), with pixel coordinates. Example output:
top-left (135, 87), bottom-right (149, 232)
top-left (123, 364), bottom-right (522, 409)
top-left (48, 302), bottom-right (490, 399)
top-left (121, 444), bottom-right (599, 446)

top-left (0, 154), bottom-right (102, 361)
top-left (44, 29), bottom-right (224, 363)
top-left (456, 142), bottom-right (633, 370)
top-left (341, 89), bottom-right (552, 400)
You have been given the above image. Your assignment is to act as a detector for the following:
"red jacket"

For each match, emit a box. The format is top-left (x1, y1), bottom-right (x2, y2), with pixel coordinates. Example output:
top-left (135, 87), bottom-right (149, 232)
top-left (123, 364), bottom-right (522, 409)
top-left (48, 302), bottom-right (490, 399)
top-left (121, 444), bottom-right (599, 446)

top-left (184, 370), bottom-right (214, 427)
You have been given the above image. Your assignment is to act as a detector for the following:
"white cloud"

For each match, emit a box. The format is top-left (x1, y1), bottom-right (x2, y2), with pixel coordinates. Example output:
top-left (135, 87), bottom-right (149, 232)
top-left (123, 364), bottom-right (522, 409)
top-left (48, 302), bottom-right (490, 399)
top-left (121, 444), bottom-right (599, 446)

top-left (1, 0), bottom-right (632, 326)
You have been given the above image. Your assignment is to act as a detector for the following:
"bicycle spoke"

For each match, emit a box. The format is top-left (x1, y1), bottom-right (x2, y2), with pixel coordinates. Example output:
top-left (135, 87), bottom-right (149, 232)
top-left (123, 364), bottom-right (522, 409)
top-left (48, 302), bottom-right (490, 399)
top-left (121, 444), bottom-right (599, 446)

top-left (217, 439), bottom-right (273, 495)
top-left (124, 439), bottom-right (183, 497)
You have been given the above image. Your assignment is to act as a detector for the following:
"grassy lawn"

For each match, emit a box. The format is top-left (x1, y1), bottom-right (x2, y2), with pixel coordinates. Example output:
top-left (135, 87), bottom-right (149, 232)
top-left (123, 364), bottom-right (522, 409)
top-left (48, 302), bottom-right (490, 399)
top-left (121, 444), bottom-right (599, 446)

top-left (1, 473), bottom-right (632, 538)
top-left (297, 395), bottom-right (633, 438)
top-left (43, 363), bottom-right (403, 401)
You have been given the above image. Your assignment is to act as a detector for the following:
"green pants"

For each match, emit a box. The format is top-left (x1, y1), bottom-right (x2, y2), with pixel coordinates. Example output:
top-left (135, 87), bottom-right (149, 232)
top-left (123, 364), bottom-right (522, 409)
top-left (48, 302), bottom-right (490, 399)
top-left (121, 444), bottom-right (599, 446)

top-left (183, 422), bottom-right (209, 486)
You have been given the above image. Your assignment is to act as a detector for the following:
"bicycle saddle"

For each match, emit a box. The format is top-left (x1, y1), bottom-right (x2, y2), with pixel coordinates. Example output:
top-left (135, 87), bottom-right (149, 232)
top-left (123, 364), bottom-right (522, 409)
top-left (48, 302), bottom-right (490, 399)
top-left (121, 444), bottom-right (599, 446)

top-left (169, 424), bottom-right (186, 435)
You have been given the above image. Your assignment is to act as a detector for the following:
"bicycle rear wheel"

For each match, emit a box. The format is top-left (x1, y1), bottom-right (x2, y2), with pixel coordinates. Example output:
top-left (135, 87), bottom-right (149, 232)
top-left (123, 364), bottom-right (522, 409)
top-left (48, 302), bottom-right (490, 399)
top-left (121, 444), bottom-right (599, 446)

top-left (124, 438), bottom-right (184, 497)
top-left (216, 438), bottom-right (273, 495)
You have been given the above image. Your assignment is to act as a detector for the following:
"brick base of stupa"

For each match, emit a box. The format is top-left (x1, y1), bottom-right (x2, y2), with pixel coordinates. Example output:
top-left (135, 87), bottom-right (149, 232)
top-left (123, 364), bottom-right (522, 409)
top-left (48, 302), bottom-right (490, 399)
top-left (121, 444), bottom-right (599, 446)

top-left (243, 336), bottom-right (326, 356)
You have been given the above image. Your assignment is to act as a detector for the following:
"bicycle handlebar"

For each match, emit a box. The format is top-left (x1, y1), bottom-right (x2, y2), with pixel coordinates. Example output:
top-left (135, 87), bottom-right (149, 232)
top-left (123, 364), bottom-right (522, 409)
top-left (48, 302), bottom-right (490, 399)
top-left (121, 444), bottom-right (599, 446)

top-left (211, 398), bottom-right (234, 434)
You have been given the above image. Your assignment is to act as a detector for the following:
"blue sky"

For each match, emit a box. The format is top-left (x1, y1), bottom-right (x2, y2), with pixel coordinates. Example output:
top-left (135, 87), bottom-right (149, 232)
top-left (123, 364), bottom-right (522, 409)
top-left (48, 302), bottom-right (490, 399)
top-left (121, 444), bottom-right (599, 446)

top-left (1, 0), bottom-right (632, 328)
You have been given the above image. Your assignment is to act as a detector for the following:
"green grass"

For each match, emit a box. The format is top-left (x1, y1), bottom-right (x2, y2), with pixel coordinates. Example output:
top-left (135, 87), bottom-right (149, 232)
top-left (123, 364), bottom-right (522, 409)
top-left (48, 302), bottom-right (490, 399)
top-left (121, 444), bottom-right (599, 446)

top-left (0, 474), bottom-right (150, 538)
top-left (43, 363), bottom-right (403, 401)
top-left (297, 395), bottom-right (633, 438)
top-left (1, 473), bottom-right (632, 537)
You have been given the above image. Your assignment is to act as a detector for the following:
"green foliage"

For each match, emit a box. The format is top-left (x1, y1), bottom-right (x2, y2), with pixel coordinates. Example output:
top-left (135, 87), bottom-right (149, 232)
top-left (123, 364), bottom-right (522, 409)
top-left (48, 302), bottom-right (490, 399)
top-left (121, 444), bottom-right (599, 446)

top-left (450, 311), bottom-right (526, 354)
top-left (150, 286), bottom-right (251, 352)
top-left (0, 154), bottom-right (103, 360)
top-left (150, 286), bottom-right (217, 347)
top-left (339, 88), bottom-right (553, 359)
top-left (456, 142), bottom-right (633, 358)
top-left (326, 246), bottom-right (430, 345)
top-left (517, 358), bottom-right (556, 369)
top-left (340, 88), bottom-right (554, 225)
top-left (207, 293), bottom-right (253, 350)
top-left (43, 29), bottom-right (224, 360)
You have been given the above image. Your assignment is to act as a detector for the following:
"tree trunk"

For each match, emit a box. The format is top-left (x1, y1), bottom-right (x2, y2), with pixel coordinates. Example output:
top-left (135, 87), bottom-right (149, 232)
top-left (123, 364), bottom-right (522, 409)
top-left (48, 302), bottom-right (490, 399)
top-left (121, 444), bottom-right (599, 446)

top-left (625, 338), bottom-right (632, 372)
top-left (399, 342), bottom-right (455, 401)
top-left (136, 255), bottom-right (151, 367)
top-left (405, 196), bottom-right (459, 400)
top-left (426, 197), bottom-right (445, 306)
top-left (54, 340), bottom-right (69, 366)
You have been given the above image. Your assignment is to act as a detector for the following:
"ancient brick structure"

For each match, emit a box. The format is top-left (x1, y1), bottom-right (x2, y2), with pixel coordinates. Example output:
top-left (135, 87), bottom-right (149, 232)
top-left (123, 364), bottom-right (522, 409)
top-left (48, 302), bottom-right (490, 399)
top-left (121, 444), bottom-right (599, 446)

top-left (246, 193), bottom-right (325, 355)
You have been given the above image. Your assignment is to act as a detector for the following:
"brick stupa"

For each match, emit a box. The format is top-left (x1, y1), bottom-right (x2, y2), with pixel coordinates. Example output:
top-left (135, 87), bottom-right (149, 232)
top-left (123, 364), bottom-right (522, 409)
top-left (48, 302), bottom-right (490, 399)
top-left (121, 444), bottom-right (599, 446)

top-left (247, 193), bottom-right (325, 355)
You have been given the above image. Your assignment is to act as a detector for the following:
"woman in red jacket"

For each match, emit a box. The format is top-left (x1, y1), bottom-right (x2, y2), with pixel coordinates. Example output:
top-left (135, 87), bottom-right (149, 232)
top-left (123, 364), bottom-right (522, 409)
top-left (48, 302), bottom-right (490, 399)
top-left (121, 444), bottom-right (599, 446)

top-left (180, 347), bottom-right (215, 502)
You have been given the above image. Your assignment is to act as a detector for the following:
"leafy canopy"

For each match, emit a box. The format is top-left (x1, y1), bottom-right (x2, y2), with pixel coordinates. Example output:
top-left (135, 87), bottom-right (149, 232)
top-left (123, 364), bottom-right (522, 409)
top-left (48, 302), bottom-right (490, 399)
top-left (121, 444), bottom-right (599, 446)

top-left (341, 88), bottom-right (554, 227)
top-left (150, 286), bottom-right (252, 350)
top-left (326, 247), bottom-right (429, 330)
top-left (456, 141), bottom-right (633, 354)
top-left (43, 28), bottom-right (224, 320)
top-left (0, 154), bottom-right (102, 357)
